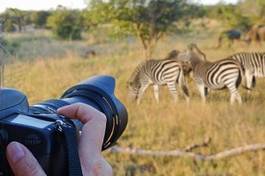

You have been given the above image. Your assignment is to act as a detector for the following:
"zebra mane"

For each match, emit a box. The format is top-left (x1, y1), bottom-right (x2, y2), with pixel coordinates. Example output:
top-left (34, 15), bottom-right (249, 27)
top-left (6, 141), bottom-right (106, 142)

top-left (164, 50), bottom-right (180, 60)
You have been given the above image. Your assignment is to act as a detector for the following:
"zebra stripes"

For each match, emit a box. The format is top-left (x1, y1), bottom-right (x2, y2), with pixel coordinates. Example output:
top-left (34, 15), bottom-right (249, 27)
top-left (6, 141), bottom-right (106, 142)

top-left (182, 43), bottom-right (243, 104)
top-left (127, 58), bottom-right (190, 104)
top-left (127, 44), bottom-right (265, 104)
top-left (230, 52), bottom-right (265, 90)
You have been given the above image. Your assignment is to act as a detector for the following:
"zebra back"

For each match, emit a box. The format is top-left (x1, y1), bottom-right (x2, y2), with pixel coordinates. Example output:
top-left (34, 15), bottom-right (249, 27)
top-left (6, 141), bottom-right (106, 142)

top-left (128, 59), bottom-right (184, 89)
top-left (187, 49), bottom-right (243, 90)
top-left (231, 52), bottom-right (265, 77)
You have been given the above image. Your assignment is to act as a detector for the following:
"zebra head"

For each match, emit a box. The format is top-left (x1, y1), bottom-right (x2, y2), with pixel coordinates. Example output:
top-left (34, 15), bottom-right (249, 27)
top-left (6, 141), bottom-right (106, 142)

top-left (127, 64), bottom-right (143, 101)
top-left (175, 43), bottom-right (208, 69)
top-left (181, 61), bottom-right (193, 75)
top-left (127, 79), bottom-right (141, 101)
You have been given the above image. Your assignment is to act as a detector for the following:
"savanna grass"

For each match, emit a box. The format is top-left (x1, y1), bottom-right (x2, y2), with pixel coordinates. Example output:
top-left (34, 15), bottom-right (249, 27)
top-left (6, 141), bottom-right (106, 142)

top-left (4, 33), bottom-right (265, 176)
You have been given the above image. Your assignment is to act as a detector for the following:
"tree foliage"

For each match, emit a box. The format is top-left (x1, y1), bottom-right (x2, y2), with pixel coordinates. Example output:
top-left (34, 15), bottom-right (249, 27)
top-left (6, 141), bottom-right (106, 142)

top-left (206, 4), bottom-right (252, 31)
top-left (30, 11), bottom-right (51, 28)
top-left (87, 0), bottom-right (189, 58)
top-left (238, 0), bottom-right (265, 23)
top-left (47, 9), bottom-right (82, 40)
top-left (0, 8), bottom-right (28, 32)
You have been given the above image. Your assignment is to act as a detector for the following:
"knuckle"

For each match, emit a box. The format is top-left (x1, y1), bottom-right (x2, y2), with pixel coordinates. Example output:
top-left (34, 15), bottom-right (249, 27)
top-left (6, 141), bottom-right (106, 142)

top-left (90, 158), bottom-right (112, 175)
top-left (97, 112), bottom-right (107, 123)
top-left (25, 158), bottom-right (45, 176)
top-left (104, 161), bottom-right (113, 175)
top-left (14, 157), bottom-right (45, 176)
top-left (74, 102), bottom-right (85, 107)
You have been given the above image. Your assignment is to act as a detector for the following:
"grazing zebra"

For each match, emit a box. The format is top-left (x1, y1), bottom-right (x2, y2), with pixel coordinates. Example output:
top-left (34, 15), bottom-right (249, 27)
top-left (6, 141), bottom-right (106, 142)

top-left (127, 58), bottom-right (190, 104)
top-left (216, 29), bottom-right (241, 48)
top-left (230, 52), bottom-right (265, 91)
top-left (180, 43), bottom-right (243, 104)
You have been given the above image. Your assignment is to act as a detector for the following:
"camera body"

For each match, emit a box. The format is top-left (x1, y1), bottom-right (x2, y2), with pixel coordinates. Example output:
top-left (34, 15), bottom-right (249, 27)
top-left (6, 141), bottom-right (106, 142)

top-left (0, 75), bottom-right (128, 176)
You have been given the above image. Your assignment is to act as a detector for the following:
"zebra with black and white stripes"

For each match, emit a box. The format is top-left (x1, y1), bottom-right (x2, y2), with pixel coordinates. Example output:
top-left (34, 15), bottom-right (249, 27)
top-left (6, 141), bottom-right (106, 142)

top-left (180, 43), bottom-right (243, 104)
top-left (127, 58), bottom-right (190, 104)
top-left (230, 52), bottom-right (265, 91)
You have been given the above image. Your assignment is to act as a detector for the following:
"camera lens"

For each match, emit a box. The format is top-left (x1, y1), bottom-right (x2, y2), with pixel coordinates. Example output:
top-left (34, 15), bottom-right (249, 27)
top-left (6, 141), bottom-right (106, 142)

top-left (31, 75), bottom-right (128, 150)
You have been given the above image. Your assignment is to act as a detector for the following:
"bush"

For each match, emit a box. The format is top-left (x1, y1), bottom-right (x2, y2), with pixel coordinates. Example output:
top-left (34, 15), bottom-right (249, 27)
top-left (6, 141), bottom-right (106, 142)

top-left (0, 37), bottom-right (19, 56)
top-left (3, 20), bottom-right (16, 32)
top-left (47, 9), bottom-right (82, 40)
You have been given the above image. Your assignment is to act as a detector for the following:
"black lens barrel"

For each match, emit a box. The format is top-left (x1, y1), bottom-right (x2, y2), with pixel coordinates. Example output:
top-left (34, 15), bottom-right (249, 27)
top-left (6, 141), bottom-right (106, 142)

top-left (32, 75), bottom-right (128, 150)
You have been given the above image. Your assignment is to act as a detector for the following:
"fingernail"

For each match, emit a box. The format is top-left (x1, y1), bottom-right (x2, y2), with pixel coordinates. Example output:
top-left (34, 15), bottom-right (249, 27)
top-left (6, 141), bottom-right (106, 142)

top-left (8, 142), bottom-right (25, 163)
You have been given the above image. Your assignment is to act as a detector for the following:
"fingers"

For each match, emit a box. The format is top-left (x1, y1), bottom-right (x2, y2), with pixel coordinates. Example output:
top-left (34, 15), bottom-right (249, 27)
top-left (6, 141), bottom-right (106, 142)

top-left (57, 103), bottom-right (110, 175)
top-left (57, 103), bottom-right (106, 124)
top-left (86, 157), bottom-right (113, 176)
top-left (6, 142), bottom-right (46, 176)
top-left (58, 103), bottom-right (106, 152)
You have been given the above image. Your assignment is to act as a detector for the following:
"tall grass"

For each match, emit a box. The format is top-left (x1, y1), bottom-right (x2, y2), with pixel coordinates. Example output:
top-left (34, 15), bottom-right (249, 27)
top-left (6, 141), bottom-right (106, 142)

top-left (4, 33), bottom-right (265, 176)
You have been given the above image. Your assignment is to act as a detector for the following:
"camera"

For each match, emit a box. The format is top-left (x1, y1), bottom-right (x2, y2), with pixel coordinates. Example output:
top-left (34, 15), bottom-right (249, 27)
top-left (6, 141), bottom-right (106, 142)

top-left (0, 75), bottom-right (128, 176)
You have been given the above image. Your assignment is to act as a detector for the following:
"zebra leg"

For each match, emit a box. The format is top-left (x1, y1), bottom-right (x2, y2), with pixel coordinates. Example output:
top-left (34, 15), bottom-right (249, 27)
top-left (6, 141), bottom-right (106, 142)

top-left (245, 71), bottom-right (254, 93)
top-left (197, 83), bottom-right (207, 103)
top-left (177, 70), bottom-right (190, 103)
top-left (227, 84), bottom-right (242, 105)
top-left (179, 81), bottom-right (190, 104)
top-left (231, 91), bottom-right (242, 105)
top-left (167, 82), bottom-right (178, 103)
top-left (153, 84), bottom-right (159, 103)
top-left (136, 84), bottom-right (150, 105)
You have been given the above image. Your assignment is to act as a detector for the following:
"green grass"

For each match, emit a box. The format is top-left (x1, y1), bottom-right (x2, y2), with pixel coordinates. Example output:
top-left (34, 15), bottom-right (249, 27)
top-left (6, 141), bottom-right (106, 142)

top-left (4, 32), bottom-right (265, 176)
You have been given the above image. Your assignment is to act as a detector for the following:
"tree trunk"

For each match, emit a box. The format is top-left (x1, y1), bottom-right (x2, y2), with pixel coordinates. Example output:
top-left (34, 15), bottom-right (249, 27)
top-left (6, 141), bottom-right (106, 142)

top-left (142, 39), bottom-right (157, 60)
top-left (144, 44), bottom-right (153, 59)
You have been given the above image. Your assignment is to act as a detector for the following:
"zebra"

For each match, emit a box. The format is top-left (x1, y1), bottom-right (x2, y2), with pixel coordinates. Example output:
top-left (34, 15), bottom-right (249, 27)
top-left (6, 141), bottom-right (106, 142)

top-left (179, 43), bottom-right (244, 104)
top-left (216, 29), bottom-right (242, 48)
top-left (230, 52), bottom-right (265, 91)
top-left (127, 58), bottom-right (190, 104)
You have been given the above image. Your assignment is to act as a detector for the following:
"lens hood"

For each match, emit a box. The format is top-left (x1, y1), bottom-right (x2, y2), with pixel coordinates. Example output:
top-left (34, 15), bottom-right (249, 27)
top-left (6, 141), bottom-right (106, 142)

top-left (0, 88), bottom-right (29, 118)
top-left (61, 75), bottom-right (128, 149)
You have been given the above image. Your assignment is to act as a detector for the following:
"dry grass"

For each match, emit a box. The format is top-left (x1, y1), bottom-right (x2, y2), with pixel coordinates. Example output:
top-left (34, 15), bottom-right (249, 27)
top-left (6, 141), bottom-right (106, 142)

top-left (4, 34), bottom-right (265, 176)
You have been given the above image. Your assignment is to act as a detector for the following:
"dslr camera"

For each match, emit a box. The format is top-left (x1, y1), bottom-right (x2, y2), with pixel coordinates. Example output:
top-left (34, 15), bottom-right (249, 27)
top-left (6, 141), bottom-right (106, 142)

top-left (0, 75), bottom-right (128, 176)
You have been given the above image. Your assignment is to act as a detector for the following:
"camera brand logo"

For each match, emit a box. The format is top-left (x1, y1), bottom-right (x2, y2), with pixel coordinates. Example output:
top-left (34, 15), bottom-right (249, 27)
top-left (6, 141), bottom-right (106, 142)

top-left (24, 134), bottom-right (42, 145)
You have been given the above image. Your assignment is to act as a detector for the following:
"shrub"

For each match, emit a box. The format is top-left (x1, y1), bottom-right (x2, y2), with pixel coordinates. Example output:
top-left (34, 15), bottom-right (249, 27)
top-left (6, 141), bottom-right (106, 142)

top-left (47, 9), bottom-right (82, 40)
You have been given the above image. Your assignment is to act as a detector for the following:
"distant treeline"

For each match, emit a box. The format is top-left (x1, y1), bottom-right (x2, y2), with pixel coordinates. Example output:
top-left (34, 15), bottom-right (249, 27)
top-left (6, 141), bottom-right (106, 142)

top-left (0, 0), bottom-right (264, 58)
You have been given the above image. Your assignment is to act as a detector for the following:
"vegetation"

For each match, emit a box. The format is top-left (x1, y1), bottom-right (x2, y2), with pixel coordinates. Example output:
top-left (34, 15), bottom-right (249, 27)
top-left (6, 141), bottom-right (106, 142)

top-left (47, 9), bottom-right (82, 40)
top-left (2, 0), bottom-right (265, 175)
top-left (30, 11), bottom-right (50, 28)
top-left (86, 0), bottom-right (192, 58)
top-left (3, 31), bottom-right (265, 175)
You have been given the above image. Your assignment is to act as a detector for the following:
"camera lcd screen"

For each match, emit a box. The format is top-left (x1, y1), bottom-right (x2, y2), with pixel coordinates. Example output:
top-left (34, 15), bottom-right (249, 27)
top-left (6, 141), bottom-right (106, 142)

top-left (11, 114), bottom-right (53, 129)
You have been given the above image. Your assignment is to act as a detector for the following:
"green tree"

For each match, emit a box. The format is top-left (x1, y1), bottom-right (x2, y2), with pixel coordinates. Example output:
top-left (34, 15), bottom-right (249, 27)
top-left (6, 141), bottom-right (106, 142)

top-left (206, 4), bottom-right (252, 31)
top-left (86, 0), bottom-right (188, 59)
top-left (30, 11), bottom-right (50, 28)
top-left (0, 8), bottom-right (27, 32)
top-left (238, 0), bottom-right (265, 23)
top-left (47, 9), bottom-right (82, 40)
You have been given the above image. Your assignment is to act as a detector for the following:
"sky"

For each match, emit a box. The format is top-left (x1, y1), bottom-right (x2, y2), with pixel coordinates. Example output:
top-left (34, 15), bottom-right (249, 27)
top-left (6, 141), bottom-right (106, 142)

top-left (0, 0), bottom-right (239, 12)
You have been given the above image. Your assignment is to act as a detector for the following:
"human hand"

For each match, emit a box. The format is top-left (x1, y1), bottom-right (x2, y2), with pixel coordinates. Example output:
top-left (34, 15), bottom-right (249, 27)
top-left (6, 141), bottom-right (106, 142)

top-left (6, 103), bottom-right (112, 176)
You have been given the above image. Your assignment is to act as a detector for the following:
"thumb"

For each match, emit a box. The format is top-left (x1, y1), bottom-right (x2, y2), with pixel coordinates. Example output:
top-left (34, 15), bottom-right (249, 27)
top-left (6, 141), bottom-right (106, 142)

top-left (6, 142), bottom-right (46, 176)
